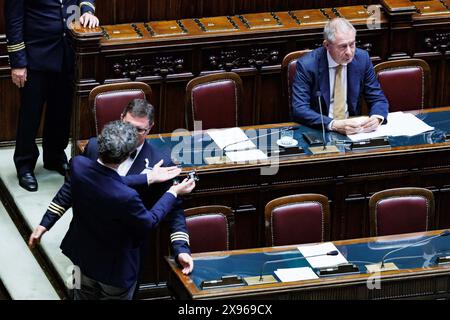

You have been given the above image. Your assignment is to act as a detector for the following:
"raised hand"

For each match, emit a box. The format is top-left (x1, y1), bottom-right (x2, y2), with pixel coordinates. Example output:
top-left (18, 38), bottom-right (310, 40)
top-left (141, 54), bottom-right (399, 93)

top-left (148, 159), bottom-right (182, 184)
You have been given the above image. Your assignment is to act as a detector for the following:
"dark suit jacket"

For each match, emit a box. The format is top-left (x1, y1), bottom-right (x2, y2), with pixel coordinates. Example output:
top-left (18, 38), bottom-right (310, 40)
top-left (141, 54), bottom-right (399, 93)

top-left (60, 156), bottom-right (177, 288)
top-left (292, 47), bottom-right (388, 129)
top-left (4, 0), bottom-right (95, 71)
top-left (40, 138), bottom-right (190, 258)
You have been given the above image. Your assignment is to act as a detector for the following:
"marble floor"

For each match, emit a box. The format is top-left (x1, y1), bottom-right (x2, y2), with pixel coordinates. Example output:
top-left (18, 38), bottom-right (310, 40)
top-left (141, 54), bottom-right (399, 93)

top-left (0, 145), bottom-right (73, 299)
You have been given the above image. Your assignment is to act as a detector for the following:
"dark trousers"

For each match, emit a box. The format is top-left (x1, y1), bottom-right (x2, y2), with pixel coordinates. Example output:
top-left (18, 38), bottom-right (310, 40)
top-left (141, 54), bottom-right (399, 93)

top-left (74, 272), bottom-right (137, 300)
top-left (14, 68), bottom-right (73, 175)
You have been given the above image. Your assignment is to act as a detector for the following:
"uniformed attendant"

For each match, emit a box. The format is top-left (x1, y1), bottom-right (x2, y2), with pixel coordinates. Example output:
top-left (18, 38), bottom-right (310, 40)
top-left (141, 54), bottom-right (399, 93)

top-left (4, 1), bottom-right (99, 191)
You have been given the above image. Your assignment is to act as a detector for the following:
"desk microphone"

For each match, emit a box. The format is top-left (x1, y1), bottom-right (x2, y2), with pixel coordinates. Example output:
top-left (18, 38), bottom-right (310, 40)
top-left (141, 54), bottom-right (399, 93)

top-left (222, 126), bottom-right (296, 151)
top-left (380, 230), bottom-right (450, 269)
top-left (307, 93), bottom-right (339, 154)
top-left (259, 250), bottom-right (338, 281)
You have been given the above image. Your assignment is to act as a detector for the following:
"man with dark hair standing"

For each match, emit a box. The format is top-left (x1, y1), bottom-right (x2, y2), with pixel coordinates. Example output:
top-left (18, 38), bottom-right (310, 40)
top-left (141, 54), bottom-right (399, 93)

top-left (29, 99), bottom-right (194, 293)
top-left (51, 121), bottom-right (195, 299)
top-left (4, 0), bottom-right (99, 192)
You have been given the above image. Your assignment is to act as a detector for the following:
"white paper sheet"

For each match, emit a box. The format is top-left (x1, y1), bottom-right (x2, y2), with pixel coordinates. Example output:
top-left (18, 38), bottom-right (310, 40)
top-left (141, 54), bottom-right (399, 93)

top-left (207, 127), bottom-right (256, 151)
top-left (348, 112), bottom-right (434, 142)
top-left (225, 149), bottom-right (268, 162)
top-left (274, 267), bottom-right (319, 282)
top-left (297, 242), bottom-right (348, 269)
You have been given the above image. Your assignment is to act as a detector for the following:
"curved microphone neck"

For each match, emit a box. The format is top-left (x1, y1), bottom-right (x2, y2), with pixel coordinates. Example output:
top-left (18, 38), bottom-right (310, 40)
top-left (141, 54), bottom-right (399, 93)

top-left (381, 231), bottom-right (450, 268)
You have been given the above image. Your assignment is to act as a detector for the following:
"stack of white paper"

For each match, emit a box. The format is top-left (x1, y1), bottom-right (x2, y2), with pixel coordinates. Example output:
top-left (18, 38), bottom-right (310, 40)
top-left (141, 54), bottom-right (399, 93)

top-left (207, 127), bottom-right (269, 162)
top-left (348, 112), bottom-right (434, 142)
top-left (207, 127), bottom-right (256, 151)
top-left (274, 267), bottom-right (318, 282)
top-left (297, 242), bottom-right (348, 269)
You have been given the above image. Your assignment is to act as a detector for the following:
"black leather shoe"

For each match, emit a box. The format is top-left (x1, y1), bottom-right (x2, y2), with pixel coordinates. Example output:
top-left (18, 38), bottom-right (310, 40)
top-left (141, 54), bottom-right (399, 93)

top-left (18, 172), bottom-right (38, 192)
top-left (44, 161), bottom-right (69, 176)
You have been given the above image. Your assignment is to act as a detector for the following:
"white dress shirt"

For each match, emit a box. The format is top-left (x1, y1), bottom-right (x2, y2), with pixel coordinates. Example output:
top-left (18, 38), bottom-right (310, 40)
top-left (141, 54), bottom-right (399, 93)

top-left (117, 143), bottom-right (144, 177)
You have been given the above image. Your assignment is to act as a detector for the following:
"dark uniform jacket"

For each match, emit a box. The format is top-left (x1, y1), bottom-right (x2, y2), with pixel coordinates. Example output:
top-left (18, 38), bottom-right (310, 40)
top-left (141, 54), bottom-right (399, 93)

top-left (4, 0), bottom-right (96, 72)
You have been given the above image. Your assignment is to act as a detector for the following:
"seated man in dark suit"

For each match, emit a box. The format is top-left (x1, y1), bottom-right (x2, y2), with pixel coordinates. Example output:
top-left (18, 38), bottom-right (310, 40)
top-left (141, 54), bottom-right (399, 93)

top-left (292, 18), bottom-right (389, 135)
top-left (29, 99), bottom-right (194, 291)
top-left (40, 121), bottom-right (195, 299)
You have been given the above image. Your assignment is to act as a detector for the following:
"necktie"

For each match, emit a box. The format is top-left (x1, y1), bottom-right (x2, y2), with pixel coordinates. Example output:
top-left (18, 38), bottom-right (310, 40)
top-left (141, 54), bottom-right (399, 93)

top-left (129, 150), bottom-right (137, 160)
top-left (333, 64), bottom-right (345, 120)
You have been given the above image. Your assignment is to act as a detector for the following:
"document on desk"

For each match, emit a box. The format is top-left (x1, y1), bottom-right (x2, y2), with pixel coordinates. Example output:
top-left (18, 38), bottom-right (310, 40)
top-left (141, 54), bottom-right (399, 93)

top-left (274, 267), bottom-right (319, 282)
top-left (297, 242), bottom-right (348, 269)
top-left (348, 112), bottom-right (435, 142)
top-left (207, 127), bottom-right (256, 151)
top-left (225, 149), bottom-right (268, 162)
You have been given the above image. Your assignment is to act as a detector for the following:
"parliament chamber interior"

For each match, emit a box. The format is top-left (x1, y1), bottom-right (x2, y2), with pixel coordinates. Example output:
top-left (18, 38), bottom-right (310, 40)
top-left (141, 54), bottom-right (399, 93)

top-left (1, 0), bottom-right (450, 301)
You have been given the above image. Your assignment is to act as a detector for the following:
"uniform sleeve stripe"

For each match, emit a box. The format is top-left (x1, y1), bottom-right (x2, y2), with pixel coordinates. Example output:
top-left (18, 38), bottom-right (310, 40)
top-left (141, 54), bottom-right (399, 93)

top-left (47, 207), bottom-right (63, 217)
top-left (171, 235), bottom-right (189, 241)
top-left (7, 42), bottom-right (25, 49)
top-left (50, 202), bottom-right (66, 212)
top-left (170, 232), bottom-right (189, 239)
top-left (80, 2), bottom-right (95, 11)
top-left (48, 205), bottom-right (64, 216)
top-left (7, 43), bottom-right (25, 52)
top-left (171, 238), bottom-right (190, 245)
top-left (171, 236), bottom-right (190, 242)
top-left (171, 232), bottom-right (189, 237)
top-left (48, 203), bottom-right (66, 216)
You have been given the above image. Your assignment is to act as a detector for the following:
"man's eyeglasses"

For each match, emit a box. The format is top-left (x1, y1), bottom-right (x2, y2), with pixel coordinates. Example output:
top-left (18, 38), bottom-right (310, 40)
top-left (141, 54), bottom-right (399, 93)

top-left (135, 126), bottom-right (150, 135)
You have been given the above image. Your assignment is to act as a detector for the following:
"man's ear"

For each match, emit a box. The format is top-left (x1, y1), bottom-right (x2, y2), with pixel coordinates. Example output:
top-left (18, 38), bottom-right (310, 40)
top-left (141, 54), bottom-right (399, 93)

top-left (323, 40), bottom-right (329, 49)
top-left (149, 122), bottom-right (154, 130)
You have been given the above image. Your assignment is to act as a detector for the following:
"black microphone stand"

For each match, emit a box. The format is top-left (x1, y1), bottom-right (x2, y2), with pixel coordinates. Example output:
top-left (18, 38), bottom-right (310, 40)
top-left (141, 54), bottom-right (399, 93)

top-left (308, 91), bottom-right (339, 155)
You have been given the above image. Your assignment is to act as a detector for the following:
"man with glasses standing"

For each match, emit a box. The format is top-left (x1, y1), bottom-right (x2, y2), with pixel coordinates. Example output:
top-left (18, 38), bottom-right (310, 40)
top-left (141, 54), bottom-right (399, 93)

top-left (292, 18), bottom-right (388, 135)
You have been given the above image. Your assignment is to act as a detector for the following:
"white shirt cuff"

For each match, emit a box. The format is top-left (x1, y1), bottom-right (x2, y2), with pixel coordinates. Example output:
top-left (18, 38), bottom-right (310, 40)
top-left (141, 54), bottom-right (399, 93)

top-left (373, 115), bottom-right (384, 123)
top-left (328, 120), bottom-right (334, 131)
top-left (167, 190), bottom-right (177, 198)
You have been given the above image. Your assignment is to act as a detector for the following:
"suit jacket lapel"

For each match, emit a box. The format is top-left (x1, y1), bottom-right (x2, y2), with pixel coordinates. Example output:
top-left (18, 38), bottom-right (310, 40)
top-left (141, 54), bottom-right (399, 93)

top-left (318, 48), bottom-right (330, 114)
top-left (346, 59), bottom-right (357, 116)
top-left (127, 142), bottom-right (152, 176)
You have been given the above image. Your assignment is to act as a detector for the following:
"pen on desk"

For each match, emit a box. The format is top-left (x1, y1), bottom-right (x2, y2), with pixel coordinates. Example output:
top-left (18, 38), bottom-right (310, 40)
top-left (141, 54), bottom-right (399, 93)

top-left (334, 139), bottom-right (351, 144)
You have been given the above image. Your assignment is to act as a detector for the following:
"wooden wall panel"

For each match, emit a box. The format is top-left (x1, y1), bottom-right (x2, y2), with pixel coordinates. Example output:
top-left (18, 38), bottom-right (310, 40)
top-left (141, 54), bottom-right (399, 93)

top-left (0, 77), bottom-right (19, 142)
top-left (0, 0), bottom-right (5, 34)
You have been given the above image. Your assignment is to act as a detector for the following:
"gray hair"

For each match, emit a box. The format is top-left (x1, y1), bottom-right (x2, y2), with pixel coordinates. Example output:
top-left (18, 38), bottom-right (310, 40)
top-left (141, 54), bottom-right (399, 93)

top-left (121, 98), bottom-right (154, 124)
top-left (98, 121), bottom-right (139, 165)
top-left (323, 18), bottom-right (356, 43)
